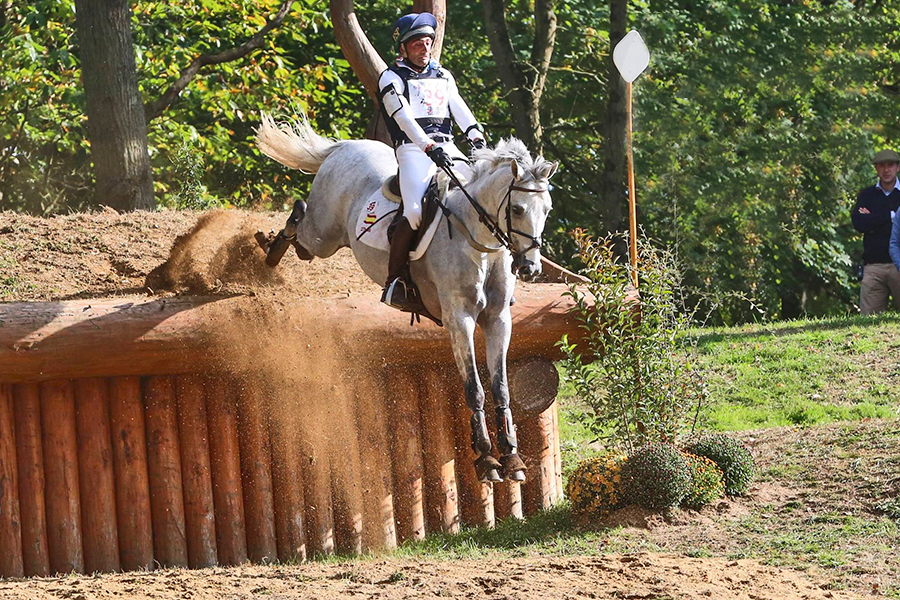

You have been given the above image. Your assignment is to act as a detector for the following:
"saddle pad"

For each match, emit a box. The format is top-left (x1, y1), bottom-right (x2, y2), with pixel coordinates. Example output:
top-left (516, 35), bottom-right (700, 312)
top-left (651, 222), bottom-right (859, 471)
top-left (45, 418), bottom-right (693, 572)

top-left (355, 190), bottom-right (442, 261)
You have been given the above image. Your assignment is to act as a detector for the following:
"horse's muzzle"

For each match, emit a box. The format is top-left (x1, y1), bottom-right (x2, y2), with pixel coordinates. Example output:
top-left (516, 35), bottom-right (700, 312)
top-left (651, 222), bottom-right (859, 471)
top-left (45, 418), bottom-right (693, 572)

top-left (515, 257), bottom-right (541, 281)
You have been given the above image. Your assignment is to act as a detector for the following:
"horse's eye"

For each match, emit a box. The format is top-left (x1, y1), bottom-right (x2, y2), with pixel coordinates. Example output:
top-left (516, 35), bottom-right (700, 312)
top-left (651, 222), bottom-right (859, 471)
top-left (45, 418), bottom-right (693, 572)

top-left (512, 205), bottom-right (525, 216)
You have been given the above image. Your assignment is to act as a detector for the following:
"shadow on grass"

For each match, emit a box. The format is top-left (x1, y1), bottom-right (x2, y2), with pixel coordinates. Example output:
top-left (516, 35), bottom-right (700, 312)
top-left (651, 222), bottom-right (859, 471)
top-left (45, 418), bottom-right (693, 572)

top-left (398, 504), bottom-right (595, 556)
top-left (695, 313), bottom-right (900, 348)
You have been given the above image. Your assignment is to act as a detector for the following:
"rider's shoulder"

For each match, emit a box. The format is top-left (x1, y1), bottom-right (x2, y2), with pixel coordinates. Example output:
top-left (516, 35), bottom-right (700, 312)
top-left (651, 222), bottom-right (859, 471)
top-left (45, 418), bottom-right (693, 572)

top-left (378, 67), bottom-right (404, 89)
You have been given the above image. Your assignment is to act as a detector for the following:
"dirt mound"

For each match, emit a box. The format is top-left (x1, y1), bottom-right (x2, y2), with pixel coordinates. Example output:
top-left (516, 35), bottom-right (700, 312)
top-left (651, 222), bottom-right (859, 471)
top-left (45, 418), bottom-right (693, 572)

top-left (0, 209), bottom-right (380, 302)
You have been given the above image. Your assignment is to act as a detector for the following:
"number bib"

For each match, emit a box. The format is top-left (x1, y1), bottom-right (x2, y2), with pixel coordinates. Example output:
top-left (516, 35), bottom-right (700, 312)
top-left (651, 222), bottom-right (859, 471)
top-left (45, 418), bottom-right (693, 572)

top-left (407, 78), bottom-right (450, 119)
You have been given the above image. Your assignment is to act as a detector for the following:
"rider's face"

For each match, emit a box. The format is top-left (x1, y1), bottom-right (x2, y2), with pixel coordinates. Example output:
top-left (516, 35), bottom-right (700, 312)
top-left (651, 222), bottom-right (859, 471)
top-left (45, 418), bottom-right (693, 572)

top-left (403, 36), bottom-right (433, 68)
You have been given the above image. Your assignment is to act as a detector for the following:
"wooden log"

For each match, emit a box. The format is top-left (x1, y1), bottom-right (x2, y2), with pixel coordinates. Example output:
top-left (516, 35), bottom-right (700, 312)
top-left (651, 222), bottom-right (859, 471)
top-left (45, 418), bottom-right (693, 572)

top-left (142, 375), bottom-right (189, 568)
top-left (0, 383), bottom-right (24, 578)
top-left (449, 371), bottom-right (494, 529)
top-left (519, 405), bottom-right (557, 516)
top-left (385, 369), bottom-right (425, 544)
top-left (0, 284), bottom-right (593, 383)
top-left (328, 384), bottom-right (364, 555)
top-left (174, 374), bottom-right (217, 568)
top-left (39, 379), bottom-right (84, 574)
top-left (107, 376), bottom-right (154, 571)
top-left (353, 375), bottom-right (396, 551)
top-left (419, 366), bottom-right (459, 534)
top-left (550, 402), bottom-right (563, 502)
top-left (12, 383), bottom-right (49, 577)
top-left (73, 378), bottom-right (120, 573)
top-left (268, 390), bottom-right (308, 562)
top-left (235, 382), bottom-right (277, 563)
top-left (301, 436), bottom-right (335, 556)
top-left (205, 377), bottom-right (248, 566)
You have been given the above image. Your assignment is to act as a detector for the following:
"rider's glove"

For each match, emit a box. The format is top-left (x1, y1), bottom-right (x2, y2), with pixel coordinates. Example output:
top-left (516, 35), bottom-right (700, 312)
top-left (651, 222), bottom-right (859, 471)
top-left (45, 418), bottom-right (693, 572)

top-left (471, 138), bottom-right (486, 151)
top-left (425, 144), bottom-right (454, 169)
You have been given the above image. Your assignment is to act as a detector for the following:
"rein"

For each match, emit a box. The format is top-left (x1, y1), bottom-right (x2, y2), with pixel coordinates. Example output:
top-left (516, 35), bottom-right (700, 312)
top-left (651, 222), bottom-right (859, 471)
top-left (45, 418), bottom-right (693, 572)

top-left (437, 164), bottom-right (547, 259)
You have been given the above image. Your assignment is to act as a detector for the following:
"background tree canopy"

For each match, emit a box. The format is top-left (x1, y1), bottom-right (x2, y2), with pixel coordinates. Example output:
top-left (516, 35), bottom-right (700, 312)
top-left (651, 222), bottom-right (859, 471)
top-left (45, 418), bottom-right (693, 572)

top-left (2, 0), bottom-right (898, 323)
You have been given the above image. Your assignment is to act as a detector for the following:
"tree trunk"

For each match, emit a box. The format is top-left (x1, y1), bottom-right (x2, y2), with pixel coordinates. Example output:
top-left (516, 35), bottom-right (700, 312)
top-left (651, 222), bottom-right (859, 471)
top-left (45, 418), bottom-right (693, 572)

top-left (74, 0), bottom-right (154, 211)
top-left (600, 0), bottom-right (628, 236)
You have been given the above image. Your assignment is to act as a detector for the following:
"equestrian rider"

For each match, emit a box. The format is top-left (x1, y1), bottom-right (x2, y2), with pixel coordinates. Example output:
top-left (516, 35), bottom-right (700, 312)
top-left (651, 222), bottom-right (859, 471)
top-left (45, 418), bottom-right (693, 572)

top-left (378, 12), bottom-right (487, 312)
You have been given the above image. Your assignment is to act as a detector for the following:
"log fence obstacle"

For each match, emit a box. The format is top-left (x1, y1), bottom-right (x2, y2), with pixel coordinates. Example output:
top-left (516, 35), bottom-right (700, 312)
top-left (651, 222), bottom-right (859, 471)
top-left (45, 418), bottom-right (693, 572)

top-left (0, 283), bottom-right (584, 577)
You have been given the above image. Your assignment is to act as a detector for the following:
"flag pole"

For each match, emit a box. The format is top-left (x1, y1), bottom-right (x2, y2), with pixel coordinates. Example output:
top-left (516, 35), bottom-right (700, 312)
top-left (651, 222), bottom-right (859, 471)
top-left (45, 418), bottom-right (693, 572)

top-left (626, 80), bottom-right (638, 288)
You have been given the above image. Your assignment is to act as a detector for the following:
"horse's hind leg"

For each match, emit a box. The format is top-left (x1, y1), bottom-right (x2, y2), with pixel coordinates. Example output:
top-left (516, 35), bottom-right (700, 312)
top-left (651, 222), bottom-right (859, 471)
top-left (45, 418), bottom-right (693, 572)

top-left (256, 199), bottom-right (314, 266)
top-left (482, 309), bottom-right (526, 482)
top-left (446, 313), bottom-right (502, 483)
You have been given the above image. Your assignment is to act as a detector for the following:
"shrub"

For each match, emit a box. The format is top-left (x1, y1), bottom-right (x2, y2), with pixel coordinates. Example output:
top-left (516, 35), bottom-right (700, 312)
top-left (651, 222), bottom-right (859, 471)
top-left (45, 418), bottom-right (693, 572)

top-left (565, 452), bottom-right (627, 522)
top-left (685, 434), bottom-right (755, 495)
top-left (681, 452), bottom-right (725, 508)
top-left (559, 230), bottom-right (708, 452)
top-left (621, 444), bottom-right (691, 509)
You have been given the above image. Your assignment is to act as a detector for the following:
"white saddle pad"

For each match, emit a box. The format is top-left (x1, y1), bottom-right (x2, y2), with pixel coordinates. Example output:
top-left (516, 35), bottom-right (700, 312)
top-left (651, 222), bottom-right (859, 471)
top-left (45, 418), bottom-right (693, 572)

top-left (354, 185), bottom-right (445, 262)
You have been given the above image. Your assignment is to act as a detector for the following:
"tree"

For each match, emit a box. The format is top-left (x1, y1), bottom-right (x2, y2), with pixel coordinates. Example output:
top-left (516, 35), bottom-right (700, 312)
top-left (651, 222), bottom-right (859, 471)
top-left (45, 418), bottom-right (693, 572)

top-left (481, 0), bottom-right (557, 155)
top-left (74, 0), bottom-right (154, 210)
top-left (599, 0), bottom-right (627, 236)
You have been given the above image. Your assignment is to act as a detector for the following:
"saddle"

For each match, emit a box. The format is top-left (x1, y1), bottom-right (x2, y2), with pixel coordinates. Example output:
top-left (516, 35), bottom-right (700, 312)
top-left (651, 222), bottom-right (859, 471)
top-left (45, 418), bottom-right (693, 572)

top-left (383, 172), bottom-right (448, 250)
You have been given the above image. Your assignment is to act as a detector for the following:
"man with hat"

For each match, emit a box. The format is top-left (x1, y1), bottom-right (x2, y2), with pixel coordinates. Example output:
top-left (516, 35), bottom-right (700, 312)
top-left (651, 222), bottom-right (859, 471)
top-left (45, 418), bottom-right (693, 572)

top-left (377, 12), bottom-right (487, 312)
top-left (852, 149), bottom-right (900, 315)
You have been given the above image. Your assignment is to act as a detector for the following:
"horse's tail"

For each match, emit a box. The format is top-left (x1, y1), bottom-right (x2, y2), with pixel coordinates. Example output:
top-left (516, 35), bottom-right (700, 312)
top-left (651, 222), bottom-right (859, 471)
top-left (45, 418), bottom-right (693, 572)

top-left (255, 112), bottom-right (339, 174)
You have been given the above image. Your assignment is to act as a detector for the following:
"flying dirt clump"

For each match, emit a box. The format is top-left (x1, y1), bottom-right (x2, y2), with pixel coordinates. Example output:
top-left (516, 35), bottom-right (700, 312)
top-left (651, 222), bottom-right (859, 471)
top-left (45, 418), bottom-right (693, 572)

top-left (146, 210), bottom-right (284, 294)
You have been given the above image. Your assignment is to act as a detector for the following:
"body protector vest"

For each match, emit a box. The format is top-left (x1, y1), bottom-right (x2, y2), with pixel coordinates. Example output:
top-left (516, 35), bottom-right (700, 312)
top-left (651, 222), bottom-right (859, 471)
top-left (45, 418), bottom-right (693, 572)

top-left (378, 60), bottom-right (481, 149)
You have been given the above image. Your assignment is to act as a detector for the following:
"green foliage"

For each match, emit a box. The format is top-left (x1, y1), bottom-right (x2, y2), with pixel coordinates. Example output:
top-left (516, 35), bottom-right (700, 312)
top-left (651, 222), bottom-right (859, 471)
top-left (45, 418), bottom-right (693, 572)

top-left (565, 452), bottom-right (627, 522)
top-left (681, 451), bottom-right (725, 508)
top-left (684, 433), bottom-right (756, 496)
top-left (621, 443), bottom-right (691, 510)
top-left (560, 230), bottom-right (708, 451)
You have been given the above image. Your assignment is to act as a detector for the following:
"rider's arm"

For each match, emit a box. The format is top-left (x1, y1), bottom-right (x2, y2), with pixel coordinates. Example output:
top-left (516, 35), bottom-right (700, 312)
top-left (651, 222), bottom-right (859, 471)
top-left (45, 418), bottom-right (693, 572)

top-left (378, 70), bottom-right (434, 152)
top-left (446, 71), bottom-right (484, 144)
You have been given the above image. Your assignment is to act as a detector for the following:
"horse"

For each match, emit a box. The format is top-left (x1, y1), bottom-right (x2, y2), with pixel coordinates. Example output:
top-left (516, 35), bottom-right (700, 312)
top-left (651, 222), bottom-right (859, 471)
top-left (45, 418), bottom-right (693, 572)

top-left (255, 113), bottom-right (557, 483)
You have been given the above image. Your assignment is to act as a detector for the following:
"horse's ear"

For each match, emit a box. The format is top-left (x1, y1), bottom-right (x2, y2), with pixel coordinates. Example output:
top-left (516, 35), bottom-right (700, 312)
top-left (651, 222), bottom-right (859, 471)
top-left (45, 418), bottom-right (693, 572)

top-left (510, 159), bottom-right (521, 181)
top-left (538, 160), bottom-right (559, 180)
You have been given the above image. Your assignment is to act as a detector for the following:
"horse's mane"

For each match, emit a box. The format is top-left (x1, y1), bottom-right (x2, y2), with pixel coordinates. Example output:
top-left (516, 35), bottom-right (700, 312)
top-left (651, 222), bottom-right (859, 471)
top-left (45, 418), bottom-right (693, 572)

top-left (468, 137), bottom-right (549, 185)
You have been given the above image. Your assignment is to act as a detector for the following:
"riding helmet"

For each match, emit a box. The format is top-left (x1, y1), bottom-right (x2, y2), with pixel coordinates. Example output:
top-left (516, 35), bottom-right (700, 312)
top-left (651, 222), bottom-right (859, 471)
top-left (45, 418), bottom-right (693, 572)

top-left (392, 12), bottom-right (437, 54)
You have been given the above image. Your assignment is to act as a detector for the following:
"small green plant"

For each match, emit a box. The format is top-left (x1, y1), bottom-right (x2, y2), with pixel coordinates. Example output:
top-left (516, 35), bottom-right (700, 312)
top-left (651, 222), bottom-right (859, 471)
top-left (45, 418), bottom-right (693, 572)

top-left (565, 451), bottom-right (627, 522)
top-left (621, 443), bottom-right (692, 509)
top-left (681, 452), bottom-right (725, 508)
top-left (168, 139), bottom-right (221, 210)
top-left (684, 433), bottom-right (755, 496)
top-left (560, 230), bottom-right (708, 452)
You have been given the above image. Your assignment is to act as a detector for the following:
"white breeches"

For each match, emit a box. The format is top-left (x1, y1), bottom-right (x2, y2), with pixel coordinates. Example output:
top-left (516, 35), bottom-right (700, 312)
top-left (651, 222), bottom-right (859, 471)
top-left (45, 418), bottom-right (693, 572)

top-left (396, 142), bottom-right (466, 230)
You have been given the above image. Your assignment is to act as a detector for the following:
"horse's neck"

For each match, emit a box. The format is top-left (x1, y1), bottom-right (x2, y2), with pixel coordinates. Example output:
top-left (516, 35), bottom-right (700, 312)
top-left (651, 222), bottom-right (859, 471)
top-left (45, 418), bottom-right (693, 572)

top-left (446, 170), bottom-right (510, 250)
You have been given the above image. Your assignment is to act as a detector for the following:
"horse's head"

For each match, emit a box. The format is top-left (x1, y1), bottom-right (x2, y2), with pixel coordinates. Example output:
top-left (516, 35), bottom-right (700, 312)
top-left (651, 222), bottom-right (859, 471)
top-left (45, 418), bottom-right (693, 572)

top-left (506, 157), bottom-right (558, 281)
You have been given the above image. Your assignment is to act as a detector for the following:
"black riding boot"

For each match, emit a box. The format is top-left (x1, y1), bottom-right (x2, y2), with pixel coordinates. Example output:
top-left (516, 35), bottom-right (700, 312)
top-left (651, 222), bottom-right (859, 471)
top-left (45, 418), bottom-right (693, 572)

top-left (381, 217), bottom-right (421, 312)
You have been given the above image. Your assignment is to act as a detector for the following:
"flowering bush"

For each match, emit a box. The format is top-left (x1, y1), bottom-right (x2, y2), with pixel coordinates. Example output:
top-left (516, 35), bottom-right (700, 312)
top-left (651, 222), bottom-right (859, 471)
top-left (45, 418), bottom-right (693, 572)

top-left (565, 452), bottom-right (627, 522)
top-left (681, 452), bottom-right (725, 508)
top-left (684, 434), bottom-right (755, 496)
top-left (621, 443), bottom-right (692, 509)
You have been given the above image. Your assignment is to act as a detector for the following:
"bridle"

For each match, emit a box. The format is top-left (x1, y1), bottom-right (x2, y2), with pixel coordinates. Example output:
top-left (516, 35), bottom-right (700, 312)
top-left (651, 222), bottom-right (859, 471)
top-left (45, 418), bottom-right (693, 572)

top-left (438, 164), bottom-right (547, 264)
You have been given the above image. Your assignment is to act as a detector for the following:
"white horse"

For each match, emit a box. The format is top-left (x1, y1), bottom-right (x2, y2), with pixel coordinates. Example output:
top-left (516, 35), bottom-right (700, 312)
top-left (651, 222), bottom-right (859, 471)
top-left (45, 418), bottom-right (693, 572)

top-left (255, 114), bottom-right (557, 482)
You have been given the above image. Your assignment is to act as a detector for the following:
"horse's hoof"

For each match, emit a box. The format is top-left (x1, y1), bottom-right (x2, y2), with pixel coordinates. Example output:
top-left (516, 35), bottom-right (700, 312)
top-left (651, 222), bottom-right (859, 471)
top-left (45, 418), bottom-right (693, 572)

top-left (474, 454), bottom-right (502, 483)
top-left (500, 453), bottom-right (527, 482)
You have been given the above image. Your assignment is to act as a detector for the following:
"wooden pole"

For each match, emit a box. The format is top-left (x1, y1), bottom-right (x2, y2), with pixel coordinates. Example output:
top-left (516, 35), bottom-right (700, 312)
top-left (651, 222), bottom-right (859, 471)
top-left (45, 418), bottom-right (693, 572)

top-left (74, 378), bottom-right (121, 573)
top-left (353, 376), bottom-right (396, 551)
top-left (419, 366), bottom-right (459, 534)
top-left (626, 80), bottom-right (638, 288)
top-left (142, 375), bottom-right (189, 568)
top-left (205, 377), bottom-right (248, 566)
top-left (0, 384), bottom-right (24, 578)
top-left (107, 376), bottom-right (154, 571)
top-left (386, 369), bottom-right (426, 543)
top-left (174, 374), bottom-right (218, 568)
top-left (39, 379), bottom-right (84, 574)
top-left (550, 402), bottom-right (563, 502)
top-left (236, 383), bottom-right (278, 563)
top-left (268, 389), bottom-right (308, 562)
top-left (12, 383), bottom-right (49, 577)
top-left (328, 383), bottom-right (364, 555)
top-left (519, 405), bottom-right (557, 516)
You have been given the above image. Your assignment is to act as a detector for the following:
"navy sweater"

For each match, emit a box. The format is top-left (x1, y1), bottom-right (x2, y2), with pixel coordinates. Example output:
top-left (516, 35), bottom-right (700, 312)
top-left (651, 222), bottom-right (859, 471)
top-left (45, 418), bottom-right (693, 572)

top-left (851, 185), bottom-right (900, 264)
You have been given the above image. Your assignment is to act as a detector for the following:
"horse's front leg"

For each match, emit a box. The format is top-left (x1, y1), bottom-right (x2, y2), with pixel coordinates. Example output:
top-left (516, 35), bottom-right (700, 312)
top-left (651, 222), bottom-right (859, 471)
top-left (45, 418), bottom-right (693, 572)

top-left (481, 305), bottom-right (526, 482)
top-left (445, 312), bottom-right (502, 483)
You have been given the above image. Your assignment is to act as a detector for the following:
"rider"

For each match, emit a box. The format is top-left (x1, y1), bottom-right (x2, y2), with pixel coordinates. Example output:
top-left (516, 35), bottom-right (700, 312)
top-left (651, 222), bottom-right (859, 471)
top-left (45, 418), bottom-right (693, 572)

top-left (378, 12), bottom-right (487, 312)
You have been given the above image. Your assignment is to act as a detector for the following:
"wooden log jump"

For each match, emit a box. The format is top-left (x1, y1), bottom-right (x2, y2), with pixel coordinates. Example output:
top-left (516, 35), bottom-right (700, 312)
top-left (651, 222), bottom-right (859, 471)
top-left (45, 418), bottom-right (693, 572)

top-left (0, 284), bottom-right (581, 576)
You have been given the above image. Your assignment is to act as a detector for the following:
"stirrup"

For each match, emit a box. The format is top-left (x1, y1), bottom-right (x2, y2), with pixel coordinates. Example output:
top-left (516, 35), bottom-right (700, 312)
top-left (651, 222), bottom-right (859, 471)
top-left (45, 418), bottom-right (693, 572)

top-left (381, 277), bottom-right (417, 310)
